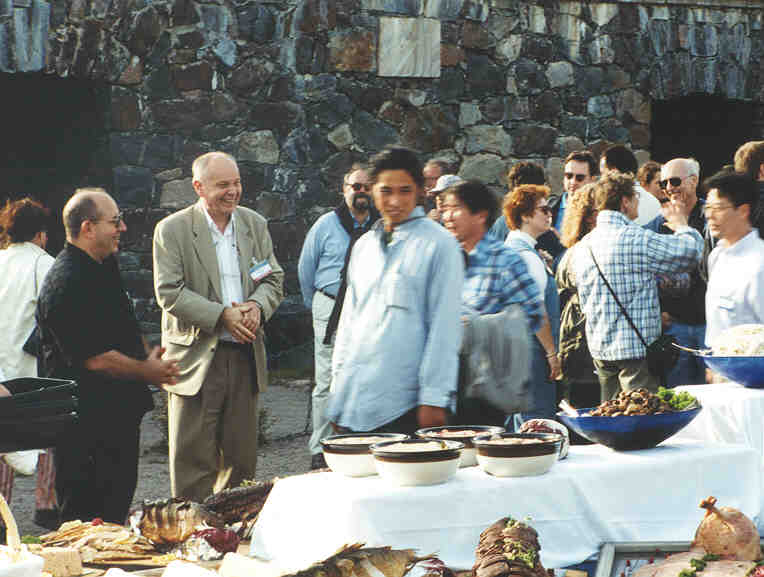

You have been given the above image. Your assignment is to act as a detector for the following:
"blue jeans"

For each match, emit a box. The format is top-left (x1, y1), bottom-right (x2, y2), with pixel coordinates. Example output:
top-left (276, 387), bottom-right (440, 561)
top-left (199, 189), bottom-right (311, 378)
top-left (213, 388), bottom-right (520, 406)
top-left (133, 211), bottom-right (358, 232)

top-left (664, 322), bottom-right (706, 387)
top-left (507, 339), bottom-right (556, 431)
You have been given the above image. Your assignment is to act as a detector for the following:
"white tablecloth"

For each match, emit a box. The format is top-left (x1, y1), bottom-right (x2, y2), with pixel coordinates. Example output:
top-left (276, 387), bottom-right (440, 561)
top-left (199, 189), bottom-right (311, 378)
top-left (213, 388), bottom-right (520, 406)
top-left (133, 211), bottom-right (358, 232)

top-left (250, 442), bottom-right (760, 570)
top-left (673, 383), bottom-right (764, 457)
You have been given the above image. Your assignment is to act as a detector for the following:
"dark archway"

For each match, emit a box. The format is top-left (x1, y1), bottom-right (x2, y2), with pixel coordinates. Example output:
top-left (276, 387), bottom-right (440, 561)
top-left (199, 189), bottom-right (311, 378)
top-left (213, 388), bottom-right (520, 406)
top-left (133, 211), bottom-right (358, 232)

top-left (650, 94), bottom-right (755, 188)
top-left (0, 73), bottom-right (110, 254)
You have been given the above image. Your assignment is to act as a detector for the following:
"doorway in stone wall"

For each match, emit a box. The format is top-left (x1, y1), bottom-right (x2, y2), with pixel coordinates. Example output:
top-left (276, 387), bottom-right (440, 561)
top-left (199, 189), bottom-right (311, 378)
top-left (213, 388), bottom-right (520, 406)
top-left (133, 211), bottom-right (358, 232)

top-left (0, 73), bottom-right (109, 254)
top-left (650, 94), bottom-right (754, 190)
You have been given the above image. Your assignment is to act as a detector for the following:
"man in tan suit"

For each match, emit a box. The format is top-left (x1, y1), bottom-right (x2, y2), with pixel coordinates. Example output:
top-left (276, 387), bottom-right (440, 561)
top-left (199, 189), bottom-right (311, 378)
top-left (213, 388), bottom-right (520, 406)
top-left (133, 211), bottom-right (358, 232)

top-left (153, 151), bottom-right (284, 501)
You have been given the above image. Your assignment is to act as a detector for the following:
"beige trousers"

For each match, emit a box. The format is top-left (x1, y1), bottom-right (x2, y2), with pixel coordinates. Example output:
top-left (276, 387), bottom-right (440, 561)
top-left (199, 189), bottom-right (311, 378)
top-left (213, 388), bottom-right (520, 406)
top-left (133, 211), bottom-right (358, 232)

top-left (593, 357), bottom-right (659, 402)
top-left (168, 346), bottom-right (259, 502)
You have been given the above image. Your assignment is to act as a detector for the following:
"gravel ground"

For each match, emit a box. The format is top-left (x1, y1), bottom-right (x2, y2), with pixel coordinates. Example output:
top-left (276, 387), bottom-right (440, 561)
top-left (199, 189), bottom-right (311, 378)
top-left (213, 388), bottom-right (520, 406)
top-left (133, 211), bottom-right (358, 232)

top-left (10, 379), bottom-right (314, 536)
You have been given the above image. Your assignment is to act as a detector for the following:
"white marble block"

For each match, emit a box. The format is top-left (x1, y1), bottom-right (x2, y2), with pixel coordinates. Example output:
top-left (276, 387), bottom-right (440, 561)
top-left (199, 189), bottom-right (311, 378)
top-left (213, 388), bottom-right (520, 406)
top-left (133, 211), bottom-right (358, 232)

top-left (378, 16), bottom-right (440, 78)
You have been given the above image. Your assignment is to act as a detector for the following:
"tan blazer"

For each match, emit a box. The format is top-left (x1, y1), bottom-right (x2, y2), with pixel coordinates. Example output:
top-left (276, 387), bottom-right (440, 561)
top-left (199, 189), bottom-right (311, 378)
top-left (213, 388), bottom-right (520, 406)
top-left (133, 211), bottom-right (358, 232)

top-left (152, 201), bottom-right (284, 396)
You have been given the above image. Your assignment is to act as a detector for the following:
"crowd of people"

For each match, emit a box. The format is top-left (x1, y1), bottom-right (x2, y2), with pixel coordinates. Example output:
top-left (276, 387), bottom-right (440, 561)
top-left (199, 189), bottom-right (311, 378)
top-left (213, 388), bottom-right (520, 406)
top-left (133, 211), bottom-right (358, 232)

top-left (0, 138), bottom-right (762, 527)
top-left (300, 141), bottom-right (764, 468)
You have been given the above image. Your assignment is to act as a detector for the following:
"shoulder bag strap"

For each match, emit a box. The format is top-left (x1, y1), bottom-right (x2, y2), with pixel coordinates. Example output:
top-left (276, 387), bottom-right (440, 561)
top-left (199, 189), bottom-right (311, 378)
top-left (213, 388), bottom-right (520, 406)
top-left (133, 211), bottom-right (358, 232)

top-left (588, 246), bottom-right (648, 348)
top-left (32, 253), bottom-right (43, 294)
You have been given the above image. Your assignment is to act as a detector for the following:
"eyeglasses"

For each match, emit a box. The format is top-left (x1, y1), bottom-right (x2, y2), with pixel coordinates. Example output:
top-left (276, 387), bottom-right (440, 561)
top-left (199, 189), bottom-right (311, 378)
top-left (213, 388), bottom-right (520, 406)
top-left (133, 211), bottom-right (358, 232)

top-left (564, 173), bottom-right (587, 182)
top-left (536, 205), bottom-right (552, 215)
top-left (703, 203), bottom-right (735, 216)
top-left (348, 182), bottom-right (370, 192)
top-left (659, 176), bottom-right (690, 189)
top-left (95, 213), bottom-right (124, 226)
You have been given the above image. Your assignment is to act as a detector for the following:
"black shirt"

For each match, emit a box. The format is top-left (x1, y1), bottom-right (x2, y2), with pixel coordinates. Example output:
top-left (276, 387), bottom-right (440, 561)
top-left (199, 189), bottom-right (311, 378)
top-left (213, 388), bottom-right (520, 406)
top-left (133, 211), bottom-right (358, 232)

top-left (648, 199), bottom-right (707, 326)
top-left (36, 243), bottom-right (153, 419)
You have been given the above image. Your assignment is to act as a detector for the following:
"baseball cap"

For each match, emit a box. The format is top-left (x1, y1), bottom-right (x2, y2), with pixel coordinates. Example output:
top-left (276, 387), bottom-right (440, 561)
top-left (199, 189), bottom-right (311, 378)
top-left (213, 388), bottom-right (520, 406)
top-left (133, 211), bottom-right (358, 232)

top-left (431, 174), bottom-right (465, 193)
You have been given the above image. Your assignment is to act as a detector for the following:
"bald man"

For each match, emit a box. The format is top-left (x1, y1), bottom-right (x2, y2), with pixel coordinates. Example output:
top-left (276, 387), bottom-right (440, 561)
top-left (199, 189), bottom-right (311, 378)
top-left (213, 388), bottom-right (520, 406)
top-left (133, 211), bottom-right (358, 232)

top-left (153, 152), bottom-right (284, 501)
top-left (37, 188), bottom-right (179, 524)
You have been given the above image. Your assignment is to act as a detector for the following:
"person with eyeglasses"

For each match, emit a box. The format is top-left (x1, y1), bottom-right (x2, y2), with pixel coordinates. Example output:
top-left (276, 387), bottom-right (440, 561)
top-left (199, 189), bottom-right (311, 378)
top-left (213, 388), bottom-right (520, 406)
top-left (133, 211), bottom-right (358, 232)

top-left (36, 188), bottom-right (180, 524)
top-left (297, 163), bottom-right (378, 469)
top-left (644, 158), bottom-right (708, 386)
top-left (504, 184), bottom-right (563, 430)
top-left (704, 171), bottom-right (764, 356)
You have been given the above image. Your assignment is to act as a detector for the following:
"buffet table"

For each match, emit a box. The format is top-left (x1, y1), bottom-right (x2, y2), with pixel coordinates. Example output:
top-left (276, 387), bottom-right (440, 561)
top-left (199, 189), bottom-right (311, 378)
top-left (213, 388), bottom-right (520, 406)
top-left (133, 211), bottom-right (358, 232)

top-left (250, 442), bottom-right (760, 571)
top-left (673, 382), bottom-right (764, 457)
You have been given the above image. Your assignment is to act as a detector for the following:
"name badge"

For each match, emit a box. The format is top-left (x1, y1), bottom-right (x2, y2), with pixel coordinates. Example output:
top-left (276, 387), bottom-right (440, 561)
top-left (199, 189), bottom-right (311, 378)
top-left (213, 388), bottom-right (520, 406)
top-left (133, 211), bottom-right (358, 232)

top-left (250, 258), bottom-right (272, 282)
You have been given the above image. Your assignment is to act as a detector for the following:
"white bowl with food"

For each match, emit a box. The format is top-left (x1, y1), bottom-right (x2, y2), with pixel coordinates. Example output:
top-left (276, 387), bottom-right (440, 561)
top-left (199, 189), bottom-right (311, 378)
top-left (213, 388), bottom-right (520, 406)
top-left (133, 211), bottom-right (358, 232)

top-left (473, 433), bottom-right (562, 477)
top-left (371, 439), bottom-right (464, 486)
top-left (320, 433), bottom-right (408, 477)
top-left (518, 419), bottom-right (570, 459)
top-left (415, 426), bottom-right (505, 467)
top-left (0, 546), bottom-right (44, 577)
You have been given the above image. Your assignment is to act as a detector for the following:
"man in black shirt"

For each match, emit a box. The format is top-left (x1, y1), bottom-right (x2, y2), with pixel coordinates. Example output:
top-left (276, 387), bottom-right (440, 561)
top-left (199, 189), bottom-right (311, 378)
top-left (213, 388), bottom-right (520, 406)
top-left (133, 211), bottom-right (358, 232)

top-left (644, 158), bottom-right (707, 386)
top-left (37, 188), bottom-right (179, 524)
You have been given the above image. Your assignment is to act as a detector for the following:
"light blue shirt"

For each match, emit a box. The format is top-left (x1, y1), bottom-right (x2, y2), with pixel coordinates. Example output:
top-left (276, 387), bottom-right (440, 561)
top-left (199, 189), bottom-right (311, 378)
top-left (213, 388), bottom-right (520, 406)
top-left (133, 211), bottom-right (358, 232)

top-left (297, 210), bottom-right (368, 309)
top-left (328, 207), bottom-right (465, 431)
top-left (554, 192), bottom-right (567, 231)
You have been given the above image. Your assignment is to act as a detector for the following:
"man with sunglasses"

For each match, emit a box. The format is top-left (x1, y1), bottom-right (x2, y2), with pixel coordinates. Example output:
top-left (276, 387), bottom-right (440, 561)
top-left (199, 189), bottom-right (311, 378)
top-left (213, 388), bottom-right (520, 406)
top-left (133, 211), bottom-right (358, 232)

top-left (37, 188), bottom-right (180, 523)
top-left (704, 170), bottom-right (764, 351)
top-left (645, 158), bottom-right (708, 386)
top-left (298, 164), bottom-right (379, 469)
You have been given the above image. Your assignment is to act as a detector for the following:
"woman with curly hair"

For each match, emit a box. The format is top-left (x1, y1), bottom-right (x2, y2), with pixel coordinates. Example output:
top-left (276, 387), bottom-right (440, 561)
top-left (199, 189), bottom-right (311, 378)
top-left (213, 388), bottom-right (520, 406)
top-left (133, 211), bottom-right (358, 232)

top-left (556, 183), bottom-right (600, 410)
top-left (0, 197), bottom-right (59, 528)
top-left (504, 184), bottom-right (561, 429)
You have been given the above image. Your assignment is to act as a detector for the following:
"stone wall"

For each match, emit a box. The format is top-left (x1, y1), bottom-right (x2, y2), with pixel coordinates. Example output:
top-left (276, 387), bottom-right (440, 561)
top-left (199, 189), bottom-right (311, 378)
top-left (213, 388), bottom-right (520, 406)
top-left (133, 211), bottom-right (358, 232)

top-left (1, 0), bottom-right (762, 366)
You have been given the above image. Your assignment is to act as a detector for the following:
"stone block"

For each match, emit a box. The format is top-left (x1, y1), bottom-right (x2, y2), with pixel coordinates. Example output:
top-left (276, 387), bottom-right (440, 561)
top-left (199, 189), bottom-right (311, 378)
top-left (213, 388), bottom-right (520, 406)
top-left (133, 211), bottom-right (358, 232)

top-left (557, 136), bottom-right (584, 157)
top-left (546, 61), bottom-right (574, 88)
top-left (290, 0), bottom-right (337, 35)
top-left (353, 110), bottom-right (400, 152)
top-left (361, 0), bottom-right (420, 15)
top-left (423, 0), bottom-right (461, 20)
top-left (127, 5), bottom-right (162, 58)
top-left (284, 127), bottom-right (332, 165)
top-left (439, 67), bottom-right (465, 101)
top-left (459, 153), bottom-right (505, 185)
top-left (144, 135), bottom-right (184, 171)
top-left (513, 124), bottom-right (558, 156)
top-left (512, 58), bottom-right (547, 95)
top-left (630, 124), bottom-right (650, 149)
top-left (14, 0), bottom-right (49, 73)
top-left (396, 88), bottom-right (427, 107)
top-left (237, 4), bottom-right (275, 43)
top-left (250, 102), bottom-right (305, 140)
top-left (464, 125), bottom-right (512, 155)
top-left (238, 130), bottom-right (280, 165)
top-left (172, 0), bottom-right (200, 26)
top-left (113, 166), bottom-right (154, 207)
top-left (156, 168), bottom-right (183, 183)
top-left (599, 118), bottom-right (629, 143)
top-left (462, 0), bottom-right (489, 22)
top-left (587, 95), bottom-right (613, 118)
top-left (173, 61), bottom-right (214, 92)
top-left (441, 44), bottom-right (464, 67)
top-left (531, 91), bottom-right (561, 124)
top-left (480, 97), bottom-right (506, 124)
top-left (328, 123), bottom-right (354, 149)
top-left (110, 133), bottom-right (145, 166)
top-left (496, 35), bottom-right (522, 63)
top-left (507, 95), bottom-right (529, 120)
top-left (212, 92), bottom-right (243, 123)
top-left (561, 115), bottom-right (588, 141)
top-left (230, 57), bottom-right (274, 95)
top-left (328, 28), bottom-right (375, 71)
top-left (529, 5), bottom-right (546, 34)
top-left (689, 23), bottom-right (718, 58)
top-left (378, 17), bottom-right (439, 78)
top-left (459, 102), bottom-right (481, 127)
top-left (117, 56), bottom-right (143, 86)
top-left (0, 0), bottom-right (10, 17)
top-left (588, 34), bottom-right (615, 64)
top-left (308, 93), bottom-right (355, 128)
top-left (590, 3), bottom-right (618, 28)
top-left (462, 20), bottom-right (494, 50)
top-left (255, 193), bottom-right (291, 220)
top-left (401, 105), bottom-right (458, 153)
top-left (614, 88), bottom-right (650, 124)
top-left (160, 178), bottom-right (195, 208)
top-left (151, 94), bottom-right (212, 131)
top-left (111, 87), bottom-right (141, 131)
top-left (466, 53), bottom-right (504, 98)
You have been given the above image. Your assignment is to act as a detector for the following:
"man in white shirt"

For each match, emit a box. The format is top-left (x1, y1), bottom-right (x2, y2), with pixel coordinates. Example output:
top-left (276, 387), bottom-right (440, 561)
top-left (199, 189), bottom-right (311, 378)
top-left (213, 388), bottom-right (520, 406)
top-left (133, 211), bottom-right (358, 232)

top-left (704, 171), bottom-right (764, 346)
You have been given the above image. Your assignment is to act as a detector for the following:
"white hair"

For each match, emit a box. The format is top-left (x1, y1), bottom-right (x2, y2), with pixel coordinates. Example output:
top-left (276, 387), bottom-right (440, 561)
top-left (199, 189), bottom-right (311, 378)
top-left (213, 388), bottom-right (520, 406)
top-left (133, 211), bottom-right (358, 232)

top-left (192, 151), bottom-right (238, 182)
top-left (685, 158), bottom-right (700, 177)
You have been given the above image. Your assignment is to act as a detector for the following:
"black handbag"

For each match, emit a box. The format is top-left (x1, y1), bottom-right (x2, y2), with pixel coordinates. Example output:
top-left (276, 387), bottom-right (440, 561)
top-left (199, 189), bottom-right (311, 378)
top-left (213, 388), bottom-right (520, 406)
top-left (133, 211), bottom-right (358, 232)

top-left (22, 254), bottom-right (44, 357)
top-left (588, 247), bottom-right (679, 380)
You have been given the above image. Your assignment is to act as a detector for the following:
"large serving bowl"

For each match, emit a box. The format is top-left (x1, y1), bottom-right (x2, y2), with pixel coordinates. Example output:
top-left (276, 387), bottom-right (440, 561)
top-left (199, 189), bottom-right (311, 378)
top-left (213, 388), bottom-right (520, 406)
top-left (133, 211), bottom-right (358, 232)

top-left (320, 433), bottom-right (408, 477)
top-left (557, 407), bottom-right (702, 451)
top-left (701, 355), bottom-right (764, 388)
top-left (371, 439), bottom-right (463, 486)
top-left (472, 432), bottom-right (562, 477)
top-left (415, 426), bottom-right (505, 467)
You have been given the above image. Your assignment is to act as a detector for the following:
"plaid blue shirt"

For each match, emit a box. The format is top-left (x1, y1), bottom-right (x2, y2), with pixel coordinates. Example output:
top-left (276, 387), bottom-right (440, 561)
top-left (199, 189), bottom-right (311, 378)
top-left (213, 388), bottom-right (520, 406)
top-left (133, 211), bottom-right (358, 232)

top-left (462, 235), bottom-right (544, 333)
top-left (573, 210), bottom-right (703, 361)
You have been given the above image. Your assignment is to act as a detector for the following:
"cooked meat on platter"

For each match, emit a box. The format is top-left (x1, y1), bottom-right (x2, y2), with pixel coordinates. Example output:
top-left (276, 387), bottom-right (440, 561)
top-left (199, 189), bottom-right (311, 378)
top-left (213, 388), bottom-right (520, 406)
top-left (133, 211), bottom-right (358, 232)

top-left (633, 497), bottom-right (763, 577)
top-left (473, 517), bottom-right (547, 577)
top-left (136, 498), bottom-right (225, 545)
top-left (39, 520), bottom-right (157, 563)
top-left (586, 387), bottom-right (698, 416)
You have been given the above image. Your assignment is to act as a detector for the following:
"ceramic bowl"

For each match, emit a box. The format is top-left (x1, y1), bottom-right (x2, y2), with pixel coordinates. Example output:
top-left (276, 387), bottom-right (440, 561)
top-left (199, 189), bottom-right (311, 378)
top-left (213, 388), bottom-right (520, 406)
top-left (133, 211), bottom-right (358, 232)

top-left (371, 439), bottom-right (463, 486)
top-left (415, 426), bottom-right (505, 467)
top-left (557, 407), bottom-right (702, 451)
top-left (473, 433), bottom-right (562, 477)
top-left (701, 355), bottom-right (764, 388)
top-left (518, 419), bottom-right (570, 459)
top-left (320, 433), bottom-right (408, 477)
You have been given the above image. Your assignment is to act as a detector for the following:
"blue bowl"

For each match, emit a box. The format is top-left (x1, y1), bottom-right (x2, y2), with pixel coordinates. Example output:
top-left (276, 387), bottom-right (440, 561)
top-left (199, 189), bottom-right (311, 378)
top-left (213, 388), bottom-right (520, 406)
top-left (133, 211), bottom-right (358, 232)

top-left (702, 355), bottom-right (764, 388)
top-left (556, 407), bottom-right (702, 451)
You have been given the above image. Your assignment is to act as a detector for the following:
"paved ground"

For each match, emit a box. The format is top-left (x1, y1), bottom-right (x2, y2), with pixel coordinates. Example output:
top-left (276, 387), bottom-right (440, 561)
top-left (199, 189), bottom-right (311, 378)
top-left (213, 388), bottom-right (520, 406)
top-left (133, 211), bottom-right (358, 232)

top-left (11, 379), bottom-right (314, 536)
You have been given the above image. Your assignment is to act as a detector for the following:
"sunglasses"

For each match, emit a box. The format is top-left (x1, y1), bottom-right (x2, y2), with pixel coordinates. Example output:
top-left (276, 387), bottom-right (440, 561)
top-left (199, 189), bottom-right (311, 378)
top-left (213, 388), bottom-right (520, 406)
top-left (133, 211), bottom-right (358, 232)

top-left (348, 182), bottom-right (370, 192)
top-left (564, 173), bottom-right (587, 182)
top-left (537, 205), bottom-right (553, 215)
top-left (659, 176), bottom-right (687, 189)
